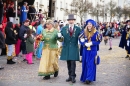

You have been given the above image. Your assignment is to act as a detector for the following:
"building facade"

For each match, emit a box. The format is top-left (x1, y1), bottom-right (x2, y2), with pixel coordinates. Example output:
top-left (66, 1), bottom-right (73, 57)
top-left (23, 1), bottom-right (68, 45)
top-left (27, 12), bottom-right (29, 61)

top-left (18, 0), bottom-right (126, 23)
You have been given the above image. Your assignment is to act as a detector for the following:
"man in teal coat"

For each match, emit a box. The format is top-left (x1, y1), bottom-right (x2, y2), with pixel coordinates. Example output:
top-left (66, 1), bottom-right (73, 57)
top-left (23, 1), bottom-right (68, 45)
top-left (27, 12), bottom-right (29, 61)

top-left (58, 14), bottom-right (81, 83)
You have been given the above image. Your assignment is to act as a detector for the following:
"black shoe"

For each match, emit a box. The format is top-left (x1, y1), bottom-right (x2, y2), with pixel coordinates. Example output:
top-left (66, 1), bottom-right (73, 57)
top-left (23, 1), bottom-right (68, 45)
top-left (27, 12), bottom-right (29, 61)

top-left (71, 77), bottom-right (76, 83)
top-left (125, 55), bottom-right (129, 58)
top-left (79, 59), bottom-right (82, 63)
top-left (7, 59), bottom-right (16, 64)
top-left (85, 80), bottom-right (91, 84)
top-left (0, 67), bottom-right (4, 70)
top-left (54, 71), bottom-right (58, 77)
top-left (66, 77), bottom-right (72, 82)
top-left (109, 48), bottom-right (112, 50)
top-left (43, 76), bottom-right (50, 80)
top-left (23, 59), bottom-right (27, 62)
top-left (79, 61), bottom-right (82, 63)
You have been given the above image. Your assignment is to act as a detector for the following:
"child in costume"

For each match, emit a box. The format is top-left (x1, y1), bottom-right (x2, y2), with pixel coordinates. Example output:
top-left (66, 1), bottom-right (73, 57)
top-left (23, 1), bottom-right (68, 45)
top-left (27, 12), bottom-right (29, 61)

top-left (26, 29), bottom-right (35, 64)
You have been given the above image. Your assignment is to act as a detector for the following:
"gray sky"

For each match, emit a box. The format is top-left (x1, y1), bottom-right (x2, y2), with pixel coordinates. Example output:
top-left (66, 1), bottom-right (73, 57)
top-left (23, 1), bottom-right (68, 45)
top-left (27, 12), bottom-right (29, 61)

top-left (118, 0), bottom-right (130, 7)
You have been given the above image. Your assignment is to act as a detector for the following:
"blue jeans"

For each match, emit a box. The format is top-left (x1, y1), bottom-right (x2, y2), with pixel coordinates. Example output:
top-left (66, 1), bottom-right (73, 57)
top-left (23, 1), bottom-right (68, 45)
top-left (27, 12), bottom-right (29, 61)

top-left (7, 45), bottom-right (14, 56)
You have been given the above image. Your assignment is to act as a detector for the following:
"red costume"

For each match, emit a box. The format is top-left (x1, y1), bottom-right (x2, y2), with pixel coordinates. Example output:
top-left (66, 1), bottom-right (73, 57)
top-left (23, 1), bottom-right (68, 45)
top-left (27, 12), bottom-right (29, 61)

top-left (2, 6), bottom-right (7, 23)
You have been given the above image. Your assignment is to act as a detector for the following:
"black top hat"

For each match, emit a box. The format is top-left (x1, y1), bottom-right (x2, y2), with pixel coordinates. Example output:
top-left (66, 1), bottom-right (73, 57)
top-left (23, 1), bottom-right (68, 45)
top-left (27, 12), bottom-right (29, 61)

top-left (67, 14), bottom-right (76, 21)
top-left (126, 20), bottom-right (130, 23)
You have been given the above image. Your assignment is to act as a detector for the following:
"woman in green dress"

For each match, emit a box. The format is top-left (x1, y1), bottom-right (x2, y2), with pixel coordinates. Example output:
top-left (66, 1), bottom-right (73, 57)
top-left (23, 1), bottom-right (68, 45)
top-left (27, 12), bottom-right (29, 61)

top-left (38, 20), bottom-right (60, 80)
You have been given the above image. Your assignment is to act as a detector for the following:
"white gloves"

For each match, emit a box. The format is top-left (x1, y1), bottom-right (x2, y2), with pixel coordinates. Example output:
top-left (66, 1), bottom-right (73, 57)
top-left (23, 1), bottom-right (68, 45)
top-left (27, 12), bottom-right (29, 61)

top-left (85, 43), bottom-right (90, 47)
top-left (80, 38), bottom-right (85, 42)
top-left (57, 33), bottom-right (62, 37)
top-left (24, 34), bottom-right (27, 38)
top-left (85, 42), bottom-right (92, 47)
top-left (127, 25), bottom-right (130, 28)
top-left (127, 40), bottom-right (129, 46)
top-left (31, 34), bottom-right (34, 38)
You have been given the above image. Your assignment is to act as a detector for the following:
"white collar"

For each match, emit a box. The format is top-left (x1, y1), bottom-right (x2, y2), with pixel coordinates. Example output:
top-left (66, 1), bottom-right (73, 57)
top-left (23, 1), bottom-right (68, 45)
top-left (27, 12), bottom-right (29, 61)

top-left (69, 25), bottom-right (74, 29)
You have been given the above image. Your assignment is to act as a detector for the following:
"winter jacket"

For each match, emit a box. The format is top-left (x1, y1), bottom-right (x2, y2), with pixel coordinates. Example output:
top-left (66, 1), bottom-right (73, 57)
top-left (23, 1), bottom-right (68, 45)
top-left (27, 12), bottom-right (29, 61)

top-left (19, 25), bottom-right (29, 41)
top-left (26, 36), bottom-right (34, 53)
top-left (5, 27), bottom-right (16, 45)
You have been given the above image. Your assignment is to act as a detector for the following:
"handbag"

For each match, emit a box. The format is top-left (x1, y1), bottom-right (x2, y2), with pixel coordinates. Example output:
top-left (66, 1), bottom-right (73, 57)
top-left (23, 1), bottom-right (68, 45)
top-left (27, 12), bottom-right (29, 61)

top-left (95, 55), bottom-right (100, 65)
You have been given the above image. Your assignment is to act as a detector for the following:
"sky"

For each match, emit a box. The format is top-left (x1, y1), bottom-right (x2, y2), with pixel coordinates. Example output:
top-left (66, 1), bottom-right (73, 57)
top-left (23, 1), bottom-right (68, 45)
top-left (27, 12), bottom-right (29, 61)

top-left (116, 0), bottom-right (130, 7)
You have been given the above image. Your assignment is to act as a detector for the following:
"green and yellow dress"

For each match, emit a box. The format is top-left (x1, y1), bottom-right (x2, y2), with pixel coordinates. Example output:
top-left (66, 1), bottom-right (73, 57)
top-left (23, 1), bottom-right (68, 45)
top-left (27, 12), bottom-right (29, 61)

top-left (38, 28), bottom-right (59, 76)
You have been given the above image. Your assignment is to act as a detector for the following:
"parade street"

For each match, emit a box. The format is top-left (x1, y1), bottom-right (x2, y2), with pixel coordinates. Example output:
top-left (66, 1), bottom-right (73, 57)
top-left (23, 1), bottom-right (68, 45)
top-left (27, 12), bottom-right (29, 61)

top-left (0, 37), bottom-right (130, 86)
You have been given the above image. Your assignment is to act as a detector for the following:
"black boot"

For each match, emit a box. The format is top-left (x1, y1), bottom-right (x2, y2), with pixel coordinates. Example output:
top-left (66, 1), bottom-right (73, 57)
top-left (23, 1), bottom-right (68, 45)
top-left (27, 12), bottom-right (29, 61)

top-left (23, 59), bottom-right (27, 62)
top-left (7, 59), bottom-right (16, 64)
top-left (79, 60), bottom-right (82, 63)
top-left (43, 75), bottom-right (50, 80)
top-left (125, 55), bottom-right (129, 58)
top-left (71, 77), bottom-right (76, 83)
top-left (109, 47), bottom-right (112, 50)
top-left (66, 77), bottom-right (72, 82)
top-left (54, 71), bottom-right (58, 77)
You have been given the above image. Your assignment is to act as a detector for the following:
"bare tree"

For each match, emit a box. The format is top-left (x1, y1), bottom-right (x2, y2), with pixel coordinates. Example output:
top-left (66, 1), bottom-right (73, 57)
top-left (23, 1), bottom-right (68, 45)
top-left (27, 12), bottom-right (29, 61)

top-left (105, 0), bottom-right (117, 22)
top-left (91, 7), bottom-right (98, 21)
top-left (120, 0), bottom-right (130, 20)
top-left (122, 7), bottom-right (130, 20)
top-left (91, 3), bottom-right (103, 22)
top-left (114, 6), bottom-right (123, 21)
top-left (66, 0), bottom-right (93, 23)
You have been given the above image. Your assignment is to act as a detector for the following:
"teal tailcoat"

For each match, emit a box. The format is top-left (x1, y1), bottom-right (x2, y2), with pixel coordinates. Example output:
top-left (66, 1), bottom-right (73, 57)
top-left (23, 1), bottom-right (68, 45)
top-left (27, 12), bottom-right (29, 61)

top-left (60, 25), bottom-right (81, 61)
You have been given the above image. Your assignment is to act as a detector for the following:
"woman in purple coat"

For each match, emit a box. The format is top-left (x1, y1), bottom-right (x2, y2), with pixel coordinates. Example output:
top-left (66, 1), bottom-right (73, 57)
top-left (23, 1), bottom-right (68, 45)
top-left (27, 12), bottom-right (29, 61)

top-left (79, 19), bottom-right (102, 84)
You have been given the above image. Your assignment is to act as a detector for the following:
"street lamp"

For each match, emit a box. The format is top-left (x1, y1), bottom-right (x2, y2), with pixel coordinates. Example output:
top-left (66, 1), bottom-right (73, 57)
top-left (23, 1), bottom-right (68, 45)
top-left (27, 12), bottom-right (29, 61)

top-left (14, 0), bottom-right (19, 24)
